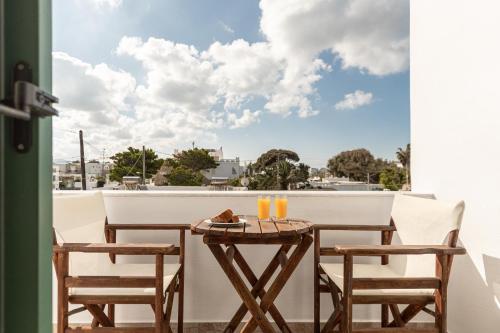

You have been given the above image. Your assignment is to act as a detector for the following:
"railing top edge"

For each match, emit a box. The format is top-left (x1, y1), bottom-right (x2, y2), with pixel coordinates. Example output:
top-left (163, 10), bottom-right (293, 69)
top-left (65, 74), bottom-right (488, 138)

top-left (53, 190), bottom-right (433, 199)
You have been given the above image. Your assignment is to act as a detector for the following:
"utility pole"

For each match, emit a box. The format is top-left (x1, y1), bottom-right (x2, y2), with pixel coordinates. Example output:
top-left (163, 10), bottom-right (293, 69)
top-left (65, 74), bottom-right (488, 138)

top-left (142, 145), bottom-right (146, 185)
top-left (79, 130), bottom-right (87, 190)
top-left (101, 148), bottom-right (106, 178)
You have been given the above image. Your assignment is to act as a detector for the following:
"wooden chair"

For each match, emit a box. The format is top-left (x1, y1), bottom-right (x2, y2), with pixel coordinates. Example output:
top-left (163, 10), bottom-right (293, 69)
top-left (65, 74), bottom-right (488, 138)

top-left (53, 192), bottom-right (189, 333)
top-left (314, 194), bottom-right (466, 333)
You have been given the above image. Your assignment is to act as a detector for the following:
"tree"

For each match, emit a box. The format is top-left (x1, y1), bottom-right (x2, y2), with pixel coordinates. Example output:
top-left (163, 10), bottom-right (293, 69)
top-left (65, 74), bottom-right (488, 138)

top-left (249, 149), bottom-right (309, 190)
top-left (173, 148), bottom-right (218, 172)
top-left (396, 143), bottom-right (411, 187)
top-left (254, 149), bottom-right (299, 172)
top-left (288, 163), bottom-right (310, 184)
top-left (156, 148), bottom-right (219, 186)
top-left (379, 165), bottom-right (406, 191)
top-left (327, 148), bottom-right (375, 181)
top-left (369, 158), bottom-right (392, 184)
top-left (167, 166), bottom-right (204, 186)
top-left (109, 147), bottom-right (163, 182)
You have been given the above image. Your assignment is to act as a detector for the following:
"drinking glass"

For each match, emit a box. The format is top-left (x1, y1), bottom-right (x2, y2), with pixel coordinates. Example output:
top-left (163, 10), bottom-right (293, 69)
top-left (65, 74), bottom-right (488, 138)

top-left (257, 195), bottom-right (271, 221)
top-left (275, 195), bottom-right (288, 220)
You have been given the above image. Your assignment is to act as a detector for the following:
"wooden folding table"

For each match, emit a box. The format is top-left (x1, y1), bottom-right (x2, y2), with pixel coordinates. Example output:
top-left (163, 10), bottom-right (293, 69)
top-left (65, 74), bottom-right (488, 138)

top-left (191, 216), bottom-right (313, 333)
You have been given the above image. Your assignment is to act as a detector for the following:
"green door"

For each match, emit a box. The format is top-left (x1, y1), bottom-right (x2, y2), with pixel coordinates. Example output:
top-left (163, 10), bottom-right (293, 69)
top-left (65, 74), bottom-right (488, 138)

top-left (0, 1), bottom-right (53, 332)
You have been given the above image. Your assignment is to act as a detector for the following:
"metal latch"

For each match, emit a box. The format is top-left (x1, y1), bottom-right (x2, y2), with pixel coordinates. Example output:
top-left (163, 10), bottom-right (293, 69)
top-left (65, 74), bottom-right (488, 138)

top-left (0, 64), bottom-right (59, 120)
top-left (0, 62), bottom-right (59, 152)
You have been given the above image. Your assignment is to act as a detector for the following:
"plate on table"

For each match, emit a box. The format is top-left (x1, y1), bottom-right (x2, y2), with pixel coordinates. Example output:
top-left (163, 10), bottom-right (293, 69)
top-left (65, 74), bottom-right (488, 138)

top-left (204, 218), bottom-right (247, 228)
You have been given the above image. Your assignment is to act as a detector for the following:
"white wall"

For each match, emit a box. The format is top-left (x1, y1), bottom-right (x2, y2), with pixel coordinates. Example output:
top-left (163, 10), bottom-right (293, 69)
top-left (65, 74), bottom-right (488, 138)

top-left (411, 1), bottom-right (500, 332)
top-left (53, 191), bottom-right (432, 324)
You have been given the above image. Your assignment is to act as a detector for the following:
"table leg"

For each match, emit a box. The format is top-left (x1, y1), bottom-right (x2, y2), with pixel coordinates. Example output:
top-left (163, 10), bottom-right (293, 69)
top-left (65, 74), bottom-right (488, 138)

top-left (240, 233), bottom-right (313, 333)
top-left (225, 245), bottom-right (292, 333)
top-left (208, 244), bottom-right (276, 333)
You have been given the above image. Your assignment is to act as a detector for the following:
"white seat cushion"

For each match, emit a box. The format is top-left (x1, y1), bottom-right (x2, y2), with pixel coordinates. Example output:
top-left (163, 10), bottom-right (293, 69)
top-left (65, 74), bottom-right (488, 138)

top-left (70, 263), bottom-right (181, 296)
top-left (319, 263), bottom-right (434, 296)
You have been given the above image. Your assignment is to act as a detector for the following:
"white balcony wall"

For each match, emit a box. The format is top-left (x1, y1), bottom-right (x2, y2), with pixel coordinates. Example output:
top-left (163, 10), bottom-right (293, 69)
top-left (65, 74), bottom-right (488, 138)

top-left (52, 191), bottom-right (432, 324)
top-left (411, 1), bottom-right (500, 332)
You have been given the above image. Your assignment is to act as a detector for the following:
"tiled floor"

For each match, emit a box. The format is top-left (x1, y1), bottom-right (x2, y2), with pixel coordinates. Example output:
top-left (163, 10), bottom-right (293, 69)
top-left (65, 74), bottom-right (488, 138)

top-left (56, 322), bottom-right (434, 332)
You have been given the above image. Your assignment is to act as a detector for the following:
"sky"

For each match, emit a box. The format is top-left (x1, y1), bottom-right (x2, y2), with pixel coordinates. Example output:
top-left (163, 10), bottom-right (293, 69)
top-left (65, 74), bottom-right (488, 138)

top-left (52, 0), bottom-right (410, 168)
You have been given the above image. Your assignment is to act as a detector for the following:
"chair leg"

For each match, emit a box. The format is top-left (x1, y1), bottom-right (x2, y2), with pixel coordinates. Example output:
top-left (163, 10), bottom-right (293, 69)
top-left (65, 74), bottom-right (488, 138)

top-left (314, 229), bottom-right (320, 333)
top-left (177, 269), bottom-right (184, 333)
top-left (436, 254), bottom-right (449, 333)
top-left (163, 278), bottom-right (176, 333)
top-left (381, 304), bottom-right (389, 327)
top-left (155, 254), bottom-right (165, 333)
top-left (342, 255), bottom-right (353, 333)
top-left (107, 304), bottom-right (115, 326)
top-left (57, 253), bottom-right (69, 333)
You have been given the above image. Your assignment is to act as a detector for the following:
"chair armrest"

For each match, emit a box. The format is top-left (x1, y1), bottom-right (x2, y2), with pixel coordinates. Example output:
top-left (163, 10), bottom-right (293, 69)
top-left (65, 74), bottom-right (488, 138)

top-left (53, 243), bottom-right (175, 255)
top-left (313, 224), bottom-right (396, 232)
top-left (105, 223), bottom-right (190, 231)
top-left (333, 245), bottom-right (466, 256)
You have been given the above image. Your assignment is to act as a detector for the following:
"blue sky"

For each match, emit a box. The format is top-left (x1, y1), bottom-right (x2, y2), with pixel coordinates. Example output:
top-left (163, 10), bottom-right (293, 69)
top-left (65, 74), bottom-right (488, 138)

top-left (52, 0), bottom-right (409, 168)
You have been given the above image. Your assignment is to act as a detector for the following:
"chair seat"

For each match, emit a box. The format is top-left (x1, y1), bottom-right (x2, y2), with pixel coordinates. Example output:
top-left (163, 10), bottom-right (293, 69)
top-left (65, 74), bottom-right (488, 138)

top-left (69, 263), bottom-right (181, 296)
top-left (319, 263), bottom-right (434, 296)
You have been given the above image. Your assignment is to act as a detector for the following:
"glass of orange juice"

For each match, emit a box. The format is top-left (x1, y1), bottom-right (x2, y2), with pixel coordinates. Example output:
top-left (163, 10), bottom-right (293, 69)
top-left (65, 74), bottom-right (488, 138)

top-left (257, 195), bottom-right (271, 221)
top-left (275, 195), bottom-right (288, 220)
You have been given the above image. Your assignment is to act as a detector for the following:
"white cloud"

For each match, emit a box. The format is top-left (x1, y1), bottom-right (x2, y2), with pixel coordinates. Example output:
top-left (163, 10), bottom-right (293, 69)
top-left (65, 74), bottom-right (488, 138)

top-left (335, 90), bottom-right (374, 110)
top-left (218, 20), bottom-right (235, 34)
top-left (260, 0), bottom-right (409, 76)
top-left (227, 109), bottom-right (262, 129)
top-left (87, 0), bottom-right (122, 9)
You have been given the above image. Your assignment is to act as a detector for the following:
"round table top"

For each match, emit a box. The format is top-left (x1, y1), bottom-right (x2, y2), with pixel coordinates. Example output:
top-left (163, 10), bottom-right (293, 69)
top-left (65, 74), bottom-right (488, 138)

top-left (191, 215), bottom-right (312, 239)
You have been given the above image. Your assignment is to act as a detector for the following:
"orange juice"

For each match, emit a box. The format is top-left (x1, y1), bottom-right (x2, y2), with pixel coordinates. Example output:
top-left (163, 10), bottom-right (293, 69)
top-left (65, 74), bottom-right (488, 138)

top-left (257, 196), bottom-right (271, 220)
top-left (275, 196), bottom-right (288, 220)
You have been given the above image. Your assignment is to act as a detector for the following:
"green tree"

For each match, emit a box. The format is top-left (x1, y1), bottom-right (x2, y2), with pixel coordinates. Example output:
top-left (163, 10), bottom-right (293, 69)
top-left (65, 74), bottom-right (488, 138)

top-left (167, 166), bottom-right (204, 186)
top-left (249, 149), bottom-right (309, 190)
top-left (254, 149), bottom-right (300, 171)
top-left (327, 148), bottom-right (375, 181)
top-left (288, 163), bottom-right (310, 184)
top-left (396, 143), bottom-right (411, 187)
top-left (369, 158), bottom-right (392, 184)
top-left (109, 147), bottom-right (163, 182)
top-left (379, 165), bottom-right (406, 191)
top-left (158, 148), bottom-right (219, 186)
top-left (173, 148), bottom-right (218, 172)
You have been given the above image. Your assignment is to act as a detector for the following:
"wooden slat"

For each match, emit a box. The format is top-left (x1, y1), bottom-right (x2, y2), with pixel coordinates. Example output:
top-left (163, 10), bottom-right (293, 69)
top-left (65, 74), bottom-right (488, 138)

top-left (66, 327), bottom-right (154, 333)
top-left (190, 219), bottom-right (211, 234)
top-left (352, 278), bottom-right (440, 290)
top-left (55, 243), bottom-right (174, 255)
top-left (352, 295), bottom-right (434, 305)
top-left (259, 219), bottom-right (279, 238)
top-left (69, 295), bottom-right (155, 305)
top-left (106, 223), bottom-right (190, 230)
top-left (203, 235), bottom-right (301, 245)
top-left (289, 219), bottom-right (313, 234)
top-left (334, 245), bottom-right (466, 255)
top-left (352, 329), bottom-right (438, 333)
top-left (208, 224), bottom-right (227, 236)
top-left (224, 217), bottom-right (247, 237)
top-left (314, 224), bottom-right (396, 231)
top-left (320, 248), bottom-right (383, 257)
top-left (242, 217), bottom-right (262, 238)
top-left (66, 276), bottom-right (156, 288)
top-left (273, 221), bottom-right (297, 236)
